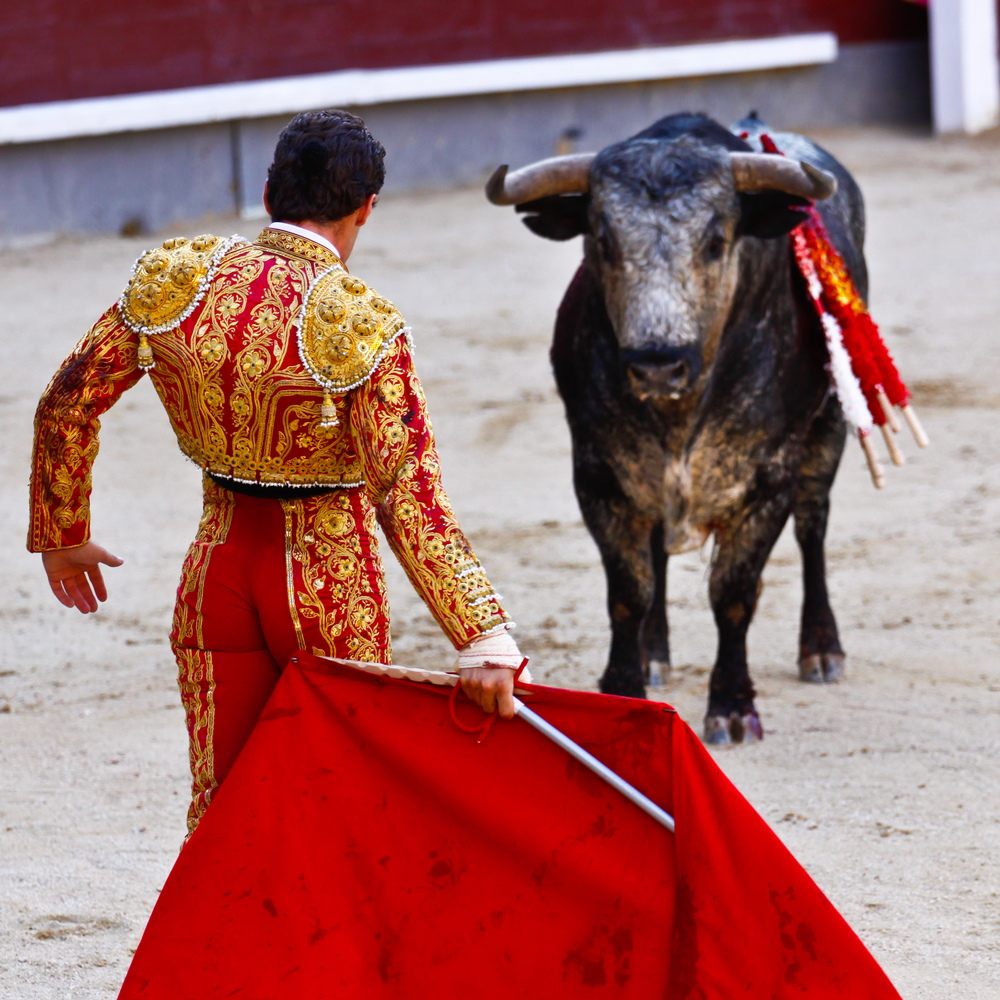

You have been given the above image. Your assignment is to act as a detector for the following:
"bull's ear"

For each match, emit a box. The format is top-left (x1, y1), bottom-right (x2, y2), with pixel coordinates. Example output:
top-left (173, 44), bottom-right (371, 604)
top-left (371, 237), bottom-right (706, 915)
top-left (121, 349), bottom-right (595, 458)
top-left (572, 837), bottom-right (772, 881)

top-left (737, 191), bottom-right (810, 239)
top-left (515, 193), bottom-right (590, 241)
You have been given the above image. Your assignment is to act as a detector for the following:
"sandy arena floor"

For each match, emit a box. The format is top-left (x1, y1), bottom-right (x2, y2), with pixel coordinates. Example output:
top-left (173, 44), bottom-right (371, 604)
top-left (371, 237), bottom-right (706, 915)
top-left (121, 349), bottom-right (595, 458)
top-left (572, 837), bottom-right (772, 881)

top-left (1, 127), bottom-right (998, 997)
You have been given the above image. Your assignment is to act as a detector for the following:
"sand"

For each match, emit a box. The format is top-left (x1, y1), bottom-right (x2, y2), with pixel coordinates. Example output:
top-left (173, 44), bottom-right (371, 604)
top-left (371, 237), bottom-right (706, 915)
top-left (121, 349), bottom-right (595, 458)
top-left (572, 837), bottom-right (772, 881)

top-left (1, 126), bottom-right (997, 997)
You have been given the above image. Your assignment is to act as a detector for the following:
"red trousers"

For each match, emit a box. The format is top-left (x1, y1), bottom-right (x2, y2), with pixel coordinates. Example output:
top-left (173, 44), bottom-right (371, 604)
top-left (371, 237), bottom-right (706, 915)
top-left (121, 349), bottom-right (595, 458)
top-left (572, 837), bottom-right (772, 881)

top-left (170, 479), bottom-right (390, 834)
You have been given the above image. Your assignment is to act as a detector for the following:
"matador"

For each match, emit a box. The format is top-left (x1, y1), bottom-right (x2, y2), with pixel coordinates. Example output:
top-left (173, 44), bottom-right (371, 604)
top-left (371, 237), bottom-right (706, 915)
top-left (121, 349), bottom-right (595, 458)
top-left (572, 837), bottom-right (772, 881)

top-left (28, 111), bottom-right (525, 834)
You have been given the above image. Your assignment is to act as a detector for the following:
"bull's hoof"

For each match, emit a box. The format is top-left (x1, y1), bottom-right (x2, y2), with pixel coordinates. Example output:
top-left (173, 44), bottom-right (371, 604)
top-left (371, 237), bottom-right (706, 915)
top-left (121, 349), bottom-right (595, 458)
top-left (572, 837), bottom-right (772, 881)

top-left (798, 654), bottom-right (825, 683)
top-left (703, 711), bottom-right (764, 746)
top-left (731, 712), bottom-right (763, 743)
top-left (823, 653), bottom-right (846, 683)
top-left (798, 652), bottom-right (846, 684)
top-left (703, 714), bottom-right (732, 746)
top-left (646, 659), bottom-right (670, 687)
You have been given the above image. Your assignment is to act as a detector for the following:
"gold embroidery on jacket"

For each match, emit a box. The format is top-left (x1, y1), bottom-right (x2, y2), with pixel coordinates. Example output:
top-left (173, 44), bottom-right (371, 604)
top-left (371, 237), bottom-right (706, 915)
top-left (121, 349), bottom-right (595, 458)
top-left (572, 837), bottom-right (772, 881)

top-left (255, 228), bottom-right (344, 267)
top-left (120, 235), bottom-right (227, 333)
top-left (30, 242), bottom-right (510, 649)
top-left (145, 242), bottom-right (369, 486)
top-left (351, 338), bottom-right (509, 647)
top-left (298, 267), bottom-right (408, 394)
top-left (28, 312), bottom-right (145, 551)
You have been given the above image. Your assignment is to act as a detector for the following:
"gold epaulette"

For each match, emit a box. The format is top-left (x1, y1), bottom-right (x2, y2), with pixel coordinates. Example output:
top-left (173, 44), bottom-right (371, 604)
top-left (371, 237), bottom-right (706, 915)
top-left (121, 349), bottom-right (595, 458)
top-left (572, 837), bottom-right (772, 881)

top-left (119, 234), bottom-right (244, 369)
top-left (297, 267), bottom-right (410, 426)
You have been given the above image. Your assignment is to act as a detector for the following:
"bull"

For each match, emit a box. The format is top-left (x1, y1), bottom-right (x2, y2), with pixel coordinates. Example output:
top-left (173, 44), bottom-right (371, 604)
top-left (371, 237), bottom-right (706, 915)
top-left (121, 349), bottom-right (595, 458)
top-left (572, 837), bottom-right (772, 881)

top-left (487, 113), bottom-right (865, 744)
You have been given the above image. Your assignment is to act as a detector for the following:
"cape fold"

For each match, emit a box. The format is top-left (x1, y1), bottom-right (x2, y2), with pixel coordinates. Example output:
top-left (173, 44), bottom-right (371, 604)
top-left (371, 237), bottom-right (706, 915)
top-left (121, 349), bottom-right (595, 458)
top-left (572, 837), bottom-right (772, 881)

top-left (119, 654), bottom-right (901, 998)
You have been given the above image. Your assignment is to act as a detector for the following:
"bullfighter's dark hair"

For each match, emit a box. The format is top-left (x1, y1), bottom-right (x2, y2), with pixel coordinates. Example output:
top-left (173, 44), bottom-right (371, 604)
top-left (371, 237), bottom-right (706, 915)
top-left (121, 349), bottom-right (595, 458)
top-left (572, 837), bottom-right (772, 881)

top-left (266, 110), bottom-right (386, 223)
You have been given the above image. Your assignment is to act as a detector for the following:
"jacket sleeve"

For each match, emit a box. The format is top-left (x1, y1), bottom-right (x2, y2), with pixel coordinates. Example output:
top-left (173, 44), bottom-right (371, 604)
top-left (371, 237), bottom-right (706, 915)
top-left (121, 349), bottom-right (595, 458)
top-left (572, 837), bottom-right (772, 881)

top-left (27, 306), bottom-right (145, 551)
top-left (349, 335), bottom-right (511, 649)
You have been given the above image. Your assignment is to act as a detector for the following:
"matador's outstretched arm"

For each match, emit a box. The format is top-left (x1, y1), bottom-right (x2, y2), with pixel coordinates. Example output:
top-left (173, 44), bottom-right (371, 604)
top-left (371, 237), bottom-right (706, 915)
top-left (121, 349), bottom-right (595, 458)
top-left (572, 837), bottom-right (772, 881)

top-left (28, 307), bottom-right (144, 552)
top-left (29, 306), bottom-right (140, 610)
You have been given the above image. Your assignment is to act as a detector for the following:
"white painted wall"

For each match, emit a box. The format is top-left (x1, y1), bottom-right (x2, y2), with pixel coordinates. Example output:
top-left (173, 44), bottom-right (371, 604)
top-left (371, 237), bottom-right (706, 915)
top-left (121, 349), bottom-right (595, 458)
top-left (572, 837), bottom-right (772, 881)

top-left (0, 38), bottom-right (931, 241)
top-left (0, 34), bottom-right (836, 146)
top-left (930, 0), bottom-right (1000, 133)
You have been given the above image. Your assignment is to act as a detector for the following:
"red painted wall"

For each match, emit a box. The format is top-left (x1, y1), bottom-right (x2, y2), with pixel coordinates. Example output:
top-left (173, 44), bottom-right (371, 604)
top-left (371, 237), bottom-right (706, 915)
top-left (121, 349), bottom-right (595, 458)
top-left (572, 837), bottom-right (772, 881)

top-left (0, 1), bottom-right (928, 109)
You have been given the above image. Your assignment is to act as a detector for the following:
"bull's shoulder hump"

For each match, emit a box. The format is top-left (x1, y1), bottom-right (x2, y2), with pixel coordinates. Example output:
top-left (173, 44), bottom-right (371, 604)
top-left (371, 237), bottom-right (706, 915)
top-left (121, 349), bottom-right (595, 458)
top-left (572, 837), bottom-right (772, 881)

top-left (771, 132), bottom-right (857, 186)
top-left (772, 130), bottom-right (864, 242)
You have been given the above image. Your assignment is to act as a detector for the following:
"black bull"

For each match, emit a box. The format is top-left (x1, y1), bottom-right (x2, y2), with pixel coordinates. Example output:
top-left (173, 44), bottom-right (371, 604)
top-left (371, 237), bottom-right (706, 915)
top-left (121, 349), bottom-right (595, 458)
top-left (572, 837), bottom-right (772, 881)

top-left (488, 113), bottom-right (866, 744)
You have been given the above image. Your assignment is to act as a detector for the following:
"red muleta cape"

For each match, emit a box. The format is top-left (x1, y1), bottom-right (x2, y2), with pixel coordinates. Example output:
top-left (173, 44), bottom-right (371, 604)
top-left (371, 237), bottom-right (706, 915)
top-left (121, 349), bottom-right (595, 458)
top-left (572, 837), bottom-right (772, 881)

top-left (119, 654), bottom-right (901, 998)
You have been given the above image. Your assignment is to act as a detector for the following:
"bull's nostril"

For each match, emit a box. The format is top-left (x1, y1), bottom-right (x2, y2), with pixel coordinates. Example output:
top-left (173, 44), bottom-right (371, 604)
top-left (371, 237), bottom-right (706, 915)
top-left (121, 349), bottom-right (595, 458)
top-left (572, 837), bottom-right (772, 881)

top-left (621, 346), bottom-right (701, 398)
top-left (628, 361), bottom-right (688, 388)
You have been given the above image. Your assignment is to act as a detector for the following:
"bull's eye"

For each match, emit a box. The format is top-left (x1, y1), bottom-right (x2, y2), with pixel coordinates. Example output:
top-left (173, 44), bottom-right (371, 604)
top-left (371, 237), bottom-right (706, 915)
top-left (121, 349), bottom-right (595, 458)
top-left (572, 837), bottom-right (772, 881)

top-left (597, 227), bottom-right (619, 265)
top-left (704, 230), bottom-right (726, 262)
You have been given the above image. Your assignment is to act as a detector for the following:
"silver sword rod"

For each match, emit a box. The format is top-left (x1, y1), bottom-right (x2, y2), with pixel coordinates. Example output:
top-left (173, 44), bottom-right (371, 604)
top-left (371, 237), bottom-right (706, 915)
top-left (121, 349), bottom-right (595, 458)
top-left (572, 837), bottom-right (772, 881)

top-left (513, 697), bottom-right (675, 834)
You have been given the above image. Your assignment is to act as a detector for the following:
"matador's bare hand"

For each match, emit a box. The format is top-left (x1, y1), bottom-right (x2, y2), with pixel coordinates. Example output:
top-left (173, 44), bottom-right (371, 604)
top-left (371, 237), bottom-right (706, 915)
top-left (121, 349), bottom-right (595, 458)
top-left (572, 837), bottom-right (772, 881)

top-left (460, 666), bottom-right (516, 719)
top-left (41, 542), bottom-right (124, 614)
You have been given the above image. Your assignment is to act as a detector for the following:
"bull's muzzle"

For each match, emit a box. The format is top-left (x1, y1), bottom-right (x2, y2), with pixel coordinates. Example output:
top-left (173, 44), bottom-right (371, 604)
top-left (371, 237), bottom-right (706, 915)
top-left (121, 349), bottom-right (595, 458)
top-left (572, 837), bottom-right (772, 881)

top-left (621, 345), bottom-right (702, 399)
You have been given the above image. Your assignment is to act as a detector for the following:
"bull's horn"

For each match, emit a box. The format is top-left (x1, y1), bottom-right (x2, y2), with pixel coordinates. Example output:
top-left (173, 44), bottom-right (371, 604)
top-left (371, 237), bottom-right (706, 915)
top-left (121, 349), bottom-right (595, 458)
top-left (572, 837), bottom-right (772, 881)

top-left (729, 153), bottom-right (837, 200)
top-left (485, 153), bottom-right (596, 205)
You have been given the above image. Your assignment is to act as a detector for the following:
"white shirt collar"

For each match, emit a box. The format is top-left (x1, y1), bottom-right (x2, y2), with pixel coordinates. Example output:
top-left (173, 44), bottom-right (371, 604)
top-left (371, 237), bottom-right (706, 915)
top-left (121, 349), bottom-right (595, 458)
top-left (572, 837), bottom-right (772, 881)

top-left (267, 221), bottom-right (341, 259)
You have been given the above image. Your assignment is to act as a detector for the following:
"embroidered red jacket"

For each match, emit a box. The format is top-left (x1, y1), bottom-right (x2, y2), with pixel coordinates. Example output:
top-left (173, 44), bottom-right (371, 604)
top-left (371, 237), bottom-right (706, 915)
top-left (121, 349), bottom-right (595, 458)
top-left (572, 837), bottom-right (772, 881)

top-left (28, 228), bottom-right (509, 648)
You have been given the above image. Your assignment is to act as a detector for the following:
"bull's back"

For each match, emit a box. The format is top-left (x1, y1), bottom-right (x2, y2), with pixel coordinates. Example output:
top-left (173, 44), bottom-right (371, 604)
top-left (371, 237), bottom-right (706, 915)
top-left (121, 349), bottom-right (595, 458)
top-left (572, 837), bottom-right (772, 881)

top-left (752, 129), bottom-right (868, 300)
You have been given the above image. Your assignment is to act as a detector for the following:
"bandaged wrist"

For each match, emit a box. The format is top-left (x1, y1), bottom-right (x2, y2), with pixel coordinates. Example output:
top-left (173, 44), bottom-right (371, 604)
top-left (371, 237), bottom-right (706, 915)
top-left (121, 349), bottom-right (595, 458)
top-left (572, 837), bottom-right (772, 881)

top-left (456, 629), bottom-right (523, 672)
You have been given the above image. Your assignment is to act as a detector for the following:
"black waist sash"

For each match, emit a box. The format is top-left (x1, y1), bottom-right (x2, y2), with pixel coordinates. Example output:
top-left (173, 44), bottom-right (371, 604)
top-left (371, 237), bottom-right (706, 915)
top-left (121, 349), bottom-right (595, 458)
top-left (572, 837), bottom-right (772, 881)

top-left (208, 473), bottom-right (338, 500)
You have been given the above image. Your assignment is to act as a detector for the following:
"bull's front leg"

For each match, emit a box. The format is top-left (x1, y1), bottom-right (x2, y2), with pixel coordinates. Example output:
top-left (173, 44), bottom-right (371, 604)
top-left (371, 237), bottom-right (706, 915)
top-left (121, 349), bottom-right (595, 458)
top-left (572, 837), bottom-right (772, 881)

top-left (705, 486), bottom-right (797, 745)
top-left (641, 520), bottom-right (670, 686)
top-left (575, 458), bottom-right (659, 699)
top-left (794, 393), bottom-right (847, 683)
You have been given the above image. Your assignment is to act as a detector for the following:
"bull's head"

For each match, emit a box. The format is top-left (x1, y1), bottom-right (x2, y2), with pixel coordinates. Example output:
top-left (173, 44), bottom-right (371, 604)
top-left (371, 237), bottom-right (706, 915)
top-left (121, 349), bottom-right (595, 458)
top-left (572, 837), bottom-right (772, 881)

top-left (486, 127), bottom-right (836, 400)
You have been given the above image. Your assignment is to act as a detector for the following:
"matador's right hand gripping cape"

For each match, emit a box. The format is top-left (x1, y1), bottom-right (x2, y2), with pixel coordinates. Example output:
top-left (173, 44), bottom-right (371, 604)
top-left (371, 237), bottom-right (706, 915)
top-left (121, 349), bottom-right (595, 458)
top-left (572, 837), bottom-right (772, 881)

top-left (27, 228), bottom-right (509, 648)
